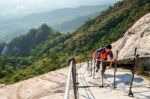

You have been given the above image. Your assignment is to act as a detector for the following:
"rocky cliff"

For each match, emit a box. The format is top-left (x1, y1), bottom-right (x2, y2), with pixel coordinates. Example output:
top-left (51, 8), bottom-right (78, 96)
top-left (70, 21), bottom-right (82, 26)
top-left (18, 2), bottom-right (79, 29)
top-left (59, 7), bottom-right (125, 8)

top-left (112, 13), bottom-right (150, 69)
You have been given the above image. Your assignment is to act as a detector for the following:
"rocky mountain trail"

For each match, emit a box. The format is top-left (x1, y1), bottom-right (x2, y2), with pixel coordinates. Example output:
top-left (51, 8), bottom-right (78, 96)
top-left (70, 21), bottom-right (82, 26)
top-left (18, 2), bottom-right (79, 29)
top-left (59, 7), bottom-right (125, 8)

top-left (0, 62), bottom-right (149, 99)
top-left (77, 62), bottom-right (150, 99)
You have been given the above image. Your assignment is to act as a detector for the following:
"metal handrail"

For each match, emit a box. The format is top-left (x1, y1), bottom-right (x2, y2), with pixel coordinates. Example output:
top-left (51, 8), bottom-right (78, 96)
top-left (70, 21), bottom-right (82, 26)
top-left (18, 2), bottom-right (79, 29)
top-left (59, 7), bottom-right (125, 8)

top-left (64, 61), bottom-right (73, 99)
top-left (64, 59), bottom-right (78, 99)
top-left (137, 49), bottom-right (150, 54)
top-left (92, 49), bottom-right (146, 97)
top-left (64, 49), bottom-right (150, 99)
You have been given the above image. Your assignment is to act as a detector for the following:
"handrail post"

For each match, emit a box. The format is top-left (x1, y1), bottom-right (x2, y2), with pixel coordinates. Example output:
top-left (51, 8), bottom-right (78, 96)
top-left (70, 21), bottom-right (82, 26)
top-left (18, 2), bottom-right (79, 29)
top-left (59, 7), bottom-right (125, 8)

top-left (64, 59), bottom-right (74, 99)
top-left (100, 62), bottom-right (104, 87)
top-left (128, 48), bottom-right (138, 97)
top-left (114, 50), bottom-right (119, 89)
top-left (71, 58), bottom-right (78, 99)
top-left (90, 58), bottom-right (93, 76)
top-left (64, 58), bottom-right (78, 99)
top-left (87, 59), bottom-right (89, 71)
top-left (93, 59), bottom-right (96, 78)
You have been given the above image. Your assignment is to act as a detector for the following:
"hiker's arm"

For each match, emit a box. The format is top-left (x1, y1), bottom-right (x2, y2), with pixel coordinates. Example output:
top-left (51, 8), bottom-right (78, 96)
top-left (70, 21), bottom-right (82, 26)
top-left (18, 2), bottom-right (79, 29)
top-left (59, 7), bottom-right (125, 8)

top-left (109, 58), bottom-right (113, 67)
top-left (109, 52), bottom-right (114, 67)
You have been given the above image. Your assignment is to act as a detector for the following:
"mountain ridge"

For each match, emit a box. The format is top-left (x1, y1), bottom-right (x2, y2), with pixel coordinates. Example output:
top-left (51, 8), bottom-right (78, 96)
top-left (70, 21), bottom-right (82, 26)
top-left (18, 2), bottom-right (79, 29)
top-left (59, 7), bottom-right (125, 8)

top-left (0, 0), bottom-right (149, 84)
top-left (0, 4), bottom-right (112, 43)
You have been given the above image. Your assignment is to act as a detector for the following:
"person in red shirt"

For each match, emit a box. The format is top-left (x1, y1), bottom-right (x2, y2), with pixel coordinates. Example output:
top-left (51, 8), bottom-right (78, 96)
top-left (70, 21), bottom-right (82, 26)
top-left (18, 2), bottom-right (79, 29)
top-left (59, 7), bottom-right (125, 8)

top-left (93, 44), bottom-right (114, 74)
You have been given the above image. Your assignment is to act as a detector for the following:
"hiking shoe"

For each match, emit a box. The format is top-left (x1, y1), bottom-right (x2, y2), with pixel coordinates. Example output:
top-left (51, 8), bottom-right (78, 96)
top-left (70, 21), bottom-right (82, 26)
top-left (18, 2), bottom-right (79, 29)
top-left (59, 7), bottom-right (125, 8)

top-left (107, 67), bottom-right (112, 69)
top-left (96, 68), bottom-right (99, 72)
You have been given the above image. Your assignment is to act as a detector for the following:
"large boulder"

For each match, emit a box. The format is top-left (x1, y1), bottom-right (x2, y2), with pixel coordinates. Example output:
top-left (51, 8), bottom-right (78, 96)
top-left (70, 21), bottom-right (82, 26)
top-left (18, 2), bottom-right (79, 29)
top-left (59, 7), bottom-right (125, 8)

top-left (0, 67), bottom-right (68, 99)
top-left (112, 13), bottom-right (150, 69)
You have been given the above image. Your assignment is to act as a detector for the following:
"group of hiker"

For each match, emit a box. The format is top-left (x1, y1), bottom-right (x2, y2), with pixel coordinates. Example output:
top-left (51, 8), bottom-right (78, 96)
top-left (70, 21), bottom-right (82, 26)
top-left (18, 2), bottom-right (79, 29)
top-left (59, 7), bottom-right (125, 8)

top-left (92, 44), bottom-right (114, 74)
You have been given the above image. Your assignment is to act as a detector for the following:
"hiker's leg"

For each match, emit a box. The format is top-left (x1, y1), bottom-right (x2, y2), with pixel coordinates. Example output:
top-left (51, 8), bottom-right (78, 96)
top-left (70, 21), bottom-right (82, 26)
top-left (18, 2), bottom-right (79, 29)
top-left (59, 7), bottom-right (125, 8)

top-left (96, 61), bottom-right (100, 69)
top-left (96, 61), bottom-right (100, 72)
top-left (101, 62), bottom-right (108, 74)
top-left (101, 62), bottom-right (106, 87)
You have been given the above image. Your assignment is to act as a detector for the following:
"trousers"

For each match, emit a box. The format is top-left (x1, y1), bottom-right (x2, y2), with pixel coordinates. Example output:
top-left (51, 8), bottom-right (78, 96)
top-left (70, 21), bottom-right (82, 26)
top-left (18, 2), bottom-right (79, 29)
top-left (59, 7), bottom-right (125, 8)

top-left (96, 60), bottom-right (109, 73)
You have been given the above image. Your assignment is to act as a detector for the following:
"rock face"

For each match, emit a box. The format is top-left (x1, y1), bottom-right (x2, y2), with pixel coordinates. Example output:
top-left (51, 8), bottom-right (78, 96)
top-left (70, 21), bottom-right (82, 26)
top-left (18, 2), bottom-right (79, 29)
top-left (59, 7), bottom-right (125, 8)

top-left (0, 68), bottom-right (68, 99)
top-left (112, 13), bottom-right (150, 69)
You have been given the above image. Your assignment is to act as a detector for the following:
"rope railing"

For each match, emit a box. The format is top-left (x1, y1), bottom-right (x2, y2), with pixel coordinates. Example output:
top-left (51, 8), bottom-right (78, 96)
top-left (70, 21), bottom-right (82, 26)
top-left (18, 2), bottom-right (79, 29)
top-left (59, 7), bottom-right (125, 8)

top-left (64, 58), bottom-right (78, 99)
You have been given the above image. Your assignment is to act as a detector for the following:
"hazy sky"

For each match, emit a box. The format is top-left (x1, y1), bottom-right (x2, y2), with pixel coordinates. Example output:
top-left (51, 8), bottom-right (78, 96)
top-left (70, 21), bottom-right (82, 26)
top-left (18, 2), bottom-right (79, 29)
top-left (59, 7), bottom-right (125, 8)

top-left (0, 0), bottom-right (119, 17)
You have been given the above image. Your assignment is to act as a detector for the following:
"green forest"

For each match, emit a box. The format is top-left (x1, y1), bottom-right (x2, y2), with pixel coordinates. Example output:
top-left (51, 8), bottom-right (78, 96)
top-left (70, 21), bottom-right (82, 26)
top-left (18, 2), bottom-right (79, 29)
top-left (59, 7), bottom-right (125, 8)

top-left (0, 0), bottom-right (150, 84)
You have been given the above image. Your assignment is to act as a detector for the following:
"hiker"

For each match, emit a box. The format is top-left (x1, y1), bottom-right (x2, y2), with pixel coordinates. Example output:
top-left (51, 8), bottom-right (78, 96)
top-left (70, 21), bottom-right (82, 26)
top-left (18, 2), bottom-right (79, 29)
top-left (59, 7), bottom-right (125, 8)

top-left (93, 44), bottom-right (114, 74)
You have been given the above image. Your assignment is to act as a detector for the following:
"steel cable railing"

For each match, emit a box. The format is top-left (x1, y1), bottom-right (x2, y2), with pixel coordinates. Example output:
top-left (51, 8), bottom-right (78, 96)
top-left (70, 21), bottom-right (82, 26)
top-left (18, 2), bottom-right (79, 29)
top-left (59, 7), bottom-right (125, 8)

top-left (89, 48), bottom-right (150, 97)
top-left (64, 58), bottom-right (78, 99)
top-left (64, 48), bottom-right (150, 99)
top-left (137, 49), bottom-right (150, 54)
